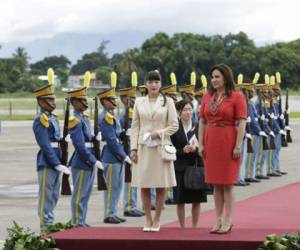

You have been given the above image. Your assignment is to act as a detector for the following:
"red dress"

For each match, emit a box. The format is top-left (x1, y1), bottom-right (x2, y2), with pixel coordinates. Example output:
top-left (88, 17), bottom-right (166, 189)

top-left (200, 91), bottom-right (247, 184)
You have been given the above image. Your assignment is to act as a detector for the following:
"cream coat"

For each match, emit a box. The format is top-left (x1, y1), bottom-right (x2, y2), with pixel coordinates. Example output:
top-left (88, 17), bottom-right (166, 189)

top-left (130, 95), bottom-right (179, 188)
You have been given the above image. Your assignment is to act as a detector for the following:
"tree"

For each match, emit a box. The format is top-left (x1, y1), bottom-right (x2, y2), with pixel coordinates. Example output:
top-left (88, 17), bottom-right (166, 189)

top-left (30, 55), bottom-right (71, 75)
top-left (70, 40), bottom-right (110, 74)
top-left (12, 47), bottom-right (30, 73)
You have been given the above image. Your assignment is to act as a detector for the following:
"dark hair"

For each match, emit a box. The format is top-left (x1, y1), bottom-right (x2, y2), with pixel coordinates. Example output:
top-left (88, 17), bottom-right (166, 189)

top-left (175, 100), bottom-right (193, 113)
top-left (145, 70), bottom-right (161, 82)
top-left (209, 64), bottom-right (235, 96)
top-left (144, 70), bottom-right (167, 107)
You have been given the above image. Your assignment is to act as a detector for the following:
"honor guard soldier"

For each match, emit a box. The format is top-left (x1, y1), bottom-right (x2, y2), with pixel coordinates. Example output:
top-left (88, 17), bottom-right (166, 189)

top-left (161, 72), bottom-right (178, 103)
top-left (33, 68), bottom-right (70, 233)
top-left (255, 75), bottom-right (274, 180)
top-left (161, 72), bottom-right (179, 205)
top-left (243, 73), bottom-right (264, 183)
top-left (68, 72), bottom-right (103, 227)
top-left (194, 74), bottom-right (208, 119)
top-left (178, 72), bottom-right (198, 124)
top-left (267, 76), bottom-right (282, 177)
top-left (119, 72), bottom-right (144, 217)
top-left (138, 85), bottom-right (147, 96)
top-left (272, 72), bottom-right (288, 175)
top-left (98, 72), bottom-right (132, 224)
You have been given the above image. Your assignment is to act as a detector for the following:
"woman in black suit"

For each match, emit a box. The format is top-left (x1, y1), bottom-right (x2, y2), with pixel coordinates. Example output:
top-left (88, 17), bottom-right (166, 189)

top-left (171, 100), bottom-right (207, 228)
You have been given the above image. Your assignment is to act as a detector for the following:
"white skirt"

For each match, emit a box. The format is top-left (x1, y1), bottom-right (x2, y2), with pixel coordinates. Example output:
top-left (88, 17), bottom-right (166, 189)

top-left (131, 145), bottom-right (177, 188)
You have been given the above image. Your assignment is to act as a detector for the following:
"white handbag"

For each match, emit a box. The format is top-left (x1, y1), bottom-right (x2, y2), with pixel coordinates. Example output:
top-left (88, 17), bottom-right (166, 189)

top-left (161, 133), bottom-right (177, 161)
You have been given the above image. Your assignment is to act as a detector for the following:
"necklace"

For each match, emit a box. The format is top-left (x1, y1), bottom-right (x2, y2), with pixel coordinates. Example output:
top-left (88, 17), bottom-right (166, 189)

top-left (209, 92), bottom-right (226, 116)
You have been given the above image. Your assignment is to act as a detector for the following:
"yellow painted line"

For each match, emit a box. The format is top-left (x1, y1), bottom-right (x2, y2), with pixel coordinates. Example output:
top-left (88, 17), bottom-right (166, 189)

top-left (105, 164), bottom-right (113, 218)
top-left (40, 167), bottom-right (47, 226)
top-left (75, 170), bottom-right (85, 224)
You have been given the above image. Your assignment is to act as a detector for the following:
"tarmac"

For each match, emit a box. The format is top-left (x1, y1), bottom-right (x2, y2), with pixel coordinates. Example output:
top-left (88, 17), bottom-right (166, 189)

top-left (0, 120), bottom-right (299, 246)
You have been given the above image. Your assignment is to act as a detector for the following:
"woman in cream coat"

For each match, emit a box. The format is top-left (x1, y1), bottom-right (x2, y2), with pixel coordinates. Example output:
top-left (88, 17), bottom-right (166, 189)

top-left (130, 71), bottom-right (178, 232)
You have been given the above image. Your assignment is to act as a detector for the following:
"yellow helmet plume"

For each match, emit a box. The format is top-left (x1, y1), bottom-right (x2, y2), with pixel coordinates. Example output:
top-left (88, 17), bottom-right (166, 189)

top-left (264, 74), bottom-right (270, 84)
top-left (83, 71), bottom-right (91, 88)
top-left (170, 72), bottom-right (177, 85)
top-left (47, 68), bottom-right (55, 85)
top-left (190, 72), bottom-right (196, 86)
top-left (200, 75), bottom-right (207, 88)
top-left (131, 72), bottom-right (137, 87)
top-left (253, 72), bottom-right (260, 84)
top-left (111, 72), bottom-right (117, 88)
top-left (237, 74), bottom-right (243, 85)
top-left (270, 75), bottom-right (275, 86)
top-left (275, 72), bottom-right (281, 83)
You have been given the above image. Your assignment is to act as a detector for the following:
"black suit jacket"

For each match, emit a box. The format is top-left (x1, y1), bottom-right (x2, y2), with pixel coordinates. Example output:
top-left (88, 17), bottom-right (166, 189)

top-left (171, 120), bottom-right (204, 172)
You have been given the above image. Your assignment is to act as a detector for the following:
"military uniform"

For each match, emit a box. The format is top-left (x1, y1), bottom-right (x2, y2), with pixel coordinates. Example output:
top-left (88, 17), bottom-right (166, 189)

top-left (68, 87), bottom-right (98, 226)
top-left (244, 100), bottom-right (263, 182)
top-left (119, 82), bottom-right (144, 217)
top-left (98, 87), bottom-right (129, 223)
top-left (32, 83), bottom-right (63, 231)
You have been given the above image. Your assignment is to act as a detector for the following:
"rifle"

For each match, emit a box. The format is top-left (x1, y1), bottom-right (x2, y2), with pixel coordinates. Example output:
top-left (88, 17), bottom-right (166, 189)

top-left (60, 98), bottom-right (72, 195)
top-left (94, 97), bottom-right (107, 191)
top-left (268, 96), bottom-right (276, 150)
top-left (123, 105), bottom-right (132, 183)
top-left (242, 90), bottom-right (253, 153)
top-left (258, 94), bottom-right (269, 150)
top-left (285, 89), bottom-right (292, 143)
top-left (278, 95), bottom-right (288, 147)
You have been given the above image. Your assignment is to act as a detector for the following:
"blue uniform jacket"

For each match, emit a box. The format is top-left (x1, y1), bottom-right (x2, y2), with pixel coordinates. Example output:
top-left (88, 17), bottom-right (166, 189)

top-left (99, 108), bottom-right (127, 164)
top-left (248, 101), bottom-right (261, 136)
top-left (32, 111), bottom-right (61, 171)
top-left (68, 110), bottom-right (97, 170)
top-left (270, 102), bottom-right (281, 135)
top-left (119, 110), bottom-right (132, 151)
top-left (255, 99), bottom-right (272, 135)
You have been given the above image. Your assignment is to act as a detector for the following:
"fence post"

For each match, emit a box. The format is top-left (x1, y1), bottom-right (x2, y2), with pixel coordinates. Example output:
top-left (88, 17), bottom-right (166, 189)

top-left (9, 102), bottom-right (12, 120)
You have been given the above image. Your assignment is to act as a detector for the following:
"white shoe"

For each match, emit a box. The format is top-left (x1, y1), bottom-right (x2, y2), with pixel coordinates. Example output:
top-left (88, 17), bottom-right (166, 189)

top-left (143, 227), bottom-right (151, 232)
top-left (151, 224), bottom-right (160, 232)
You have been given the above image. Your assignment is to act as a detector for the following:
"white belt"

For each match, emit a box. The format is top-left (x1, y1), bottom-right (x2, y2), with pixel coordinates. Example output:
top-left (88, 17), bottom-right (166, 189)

top-left (50, 142), bottom-right (59, 148)
top-left (85, 142), bottom-right (94, 148)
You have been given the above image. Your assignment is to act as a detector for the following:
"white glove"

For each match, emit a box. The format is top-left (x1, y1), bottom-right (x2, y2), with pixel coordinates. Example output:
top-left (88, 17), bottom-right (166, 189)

top-left (266, 118), bottom-right (269, 122)
top-left (280, 114), bottom-right (284, 120)
top-left (247, 116), bottom-right (251, 123)
top-left (259, 131), bottom-right (267, 137)
top-left (245, 133), bottom-right (252, 139)
top-left (255, 117), bottom-right (258, 122)
top-left (280, 130), bottom-right (286, 135)
top-left (126, 128), bottom-right (132, 136)
top-left (124, 156), bottom-right (132, 165)
top-left (285, 126), bottom-right (292, 131)
top-left (143, 132), bottom-right (159, 147)
top-left (269, 131), bottom-right (275, 138)
top-left (260, 114), bottom-right (265, 121)
top-left (270, 113), bottom-right (275, 119)
top-left (96, 132), bottom-right (102, 141)
top-left (65, 134), bottom-right (71, 142)
top-left (94, 160), bottom-right (104, 170)
top-left (55, 165), bottom-right (71, 175)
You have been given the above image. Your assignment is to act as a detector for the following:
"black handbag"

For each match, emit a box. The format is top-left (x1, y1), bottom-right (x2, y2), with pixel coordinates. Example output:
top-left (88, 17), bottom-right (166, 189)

top-left (184, 158), bottom-right (208, 191)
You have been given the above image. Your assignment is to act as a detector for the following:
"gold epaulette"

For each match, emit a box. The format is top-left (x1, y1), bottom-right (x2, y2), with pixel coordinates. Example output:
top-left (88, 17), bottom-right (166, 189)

top-left (105, 112), bottom-right (114, 126)
top-left (68, 116), bottom-right (80, 129)
top-left (128, 108), bottom-right (133, 119)
top-left (40, 113), bottom-right (49, 128)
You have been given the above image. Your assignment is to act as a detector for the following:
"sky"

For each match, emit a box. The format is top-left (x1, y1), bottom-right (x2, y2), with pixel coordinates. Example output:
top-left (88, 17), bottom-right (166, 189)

top-left (1, 0), bottom-right (300, 44)
top-left (1, 0), bottom-right (300, 63)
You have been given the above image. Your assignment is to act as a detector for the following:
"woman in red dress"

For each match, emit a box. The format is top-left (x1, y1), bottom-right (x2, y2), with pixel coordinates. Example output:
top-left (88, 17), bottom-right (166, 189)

top-left (198, 64), bottom-right (247, 234)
